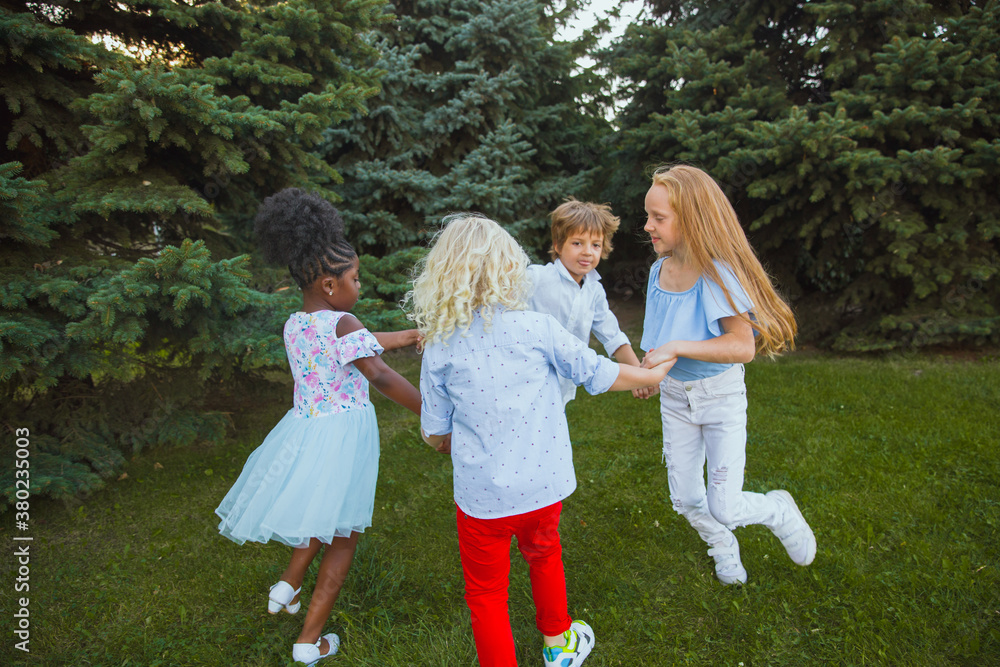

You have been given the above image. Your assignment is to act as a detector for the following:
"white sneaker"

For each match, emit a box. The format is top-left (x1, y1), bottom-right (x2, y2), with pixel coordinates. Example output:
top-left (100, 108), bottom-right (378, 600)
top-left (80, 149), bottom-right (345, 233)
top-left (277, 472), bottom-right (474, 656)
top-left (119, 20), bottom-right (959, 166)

top-left (707, 534), bottom-right (748, 585)
top-left (543, 620), bottom-right (595, 667)
top-left (767, 490), bottom-right (817, 566)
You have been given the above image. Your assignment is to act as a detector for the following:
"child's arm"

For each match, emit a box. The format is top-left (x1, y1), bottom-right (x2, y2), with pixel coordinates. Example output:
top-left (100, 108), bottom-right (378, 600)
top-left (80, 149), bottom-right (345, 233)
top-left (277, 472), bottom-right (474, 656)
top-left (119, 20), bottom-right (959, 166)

top-left (612, 343), bottom-right (641, 367)
top-left (641, 315), bottom-right (755, 369)
top-left (372, 329), bottom-right (421, 352)
top-left (590, 287), bottom-right (658, 398)
top-left (546, 314), bottom-right (668, 398)
top-left (419, 350), bottom-right (453, 455)
top-left (609, 358), bottom-right (674, 392)
top-left (353, 355), bottom-right (422, 416)
top-left (611, 343), bottom-right (659, 399)
top-left (337, 315), bottom-right (421, 416)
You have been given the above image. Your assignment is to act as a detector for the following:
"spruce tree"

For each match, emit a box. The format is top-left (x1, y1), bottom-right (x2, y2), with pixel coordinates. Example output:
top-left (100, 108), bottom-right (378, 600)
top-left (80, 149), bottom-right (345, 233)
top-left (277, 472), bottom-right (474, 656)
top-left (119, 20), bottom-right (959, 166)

top-left (320, 0), bottom-right (608, 261)
top-left (606, 0), bottom-right (999, 349)
top-left (1, 0), bottom-right (389, 504)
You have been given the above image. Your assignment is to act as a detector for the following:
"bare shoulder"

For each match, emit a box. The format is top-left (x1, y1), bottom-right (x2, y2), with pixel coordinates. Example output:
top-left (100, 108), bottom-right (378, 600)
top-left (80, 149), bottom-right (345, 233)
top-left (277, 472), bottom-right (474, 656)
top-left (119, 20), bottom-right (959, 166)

top-left (335, 313), bottom-right (364, 337)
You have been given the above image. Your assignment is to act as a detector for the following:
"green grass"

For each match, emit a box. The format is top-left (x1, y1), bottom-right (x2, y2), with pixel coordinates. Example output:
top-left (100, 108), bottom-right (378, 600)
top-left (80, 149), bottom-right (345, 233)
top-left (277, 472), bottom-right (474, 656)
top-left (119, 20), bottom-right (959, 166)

top-left (3, 351), bottom-right (999, 666)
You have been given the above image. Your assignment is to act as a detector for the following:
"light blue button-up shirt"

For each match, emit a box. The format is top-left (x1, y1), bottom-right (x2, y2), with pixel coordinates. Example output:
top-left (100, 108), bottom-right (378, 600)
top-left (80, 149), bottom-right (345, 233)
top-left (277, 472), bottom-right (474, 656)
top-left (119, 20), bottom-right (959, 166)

top-left (527, 260), bottom-right (631, 405)
top-left (420, 309), bottom-right (619, 519)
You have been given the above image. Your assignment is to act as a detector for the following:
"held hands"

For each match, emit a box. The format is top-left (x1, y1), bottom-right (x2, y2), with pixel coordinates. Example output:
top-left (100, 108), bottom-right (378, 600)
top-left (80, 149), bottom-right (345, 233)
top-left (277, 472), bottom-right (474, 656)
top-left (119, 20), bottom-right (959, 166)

top-left (633, 343), bottom-right (679, 399)
top-left (421, 428), bottom-right (451, 454)
top-left (631, 384), bottom-right (660, 400)
top-left (640, 342), bottom-right (679, 372)
top-left (372, 328), bottom-right (422, 352)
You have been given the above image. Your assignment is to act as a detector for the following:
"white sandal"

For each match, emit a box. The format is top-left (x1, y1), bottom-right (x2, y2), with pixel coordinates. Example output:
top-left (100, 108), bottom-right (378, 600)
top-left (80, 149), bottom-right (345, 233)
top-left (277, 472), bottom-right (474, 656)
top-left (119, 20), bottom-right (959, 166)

top-left (267, 580), bottom-right (301, 615)
top-left (292, 633), bottom-right (340, 666)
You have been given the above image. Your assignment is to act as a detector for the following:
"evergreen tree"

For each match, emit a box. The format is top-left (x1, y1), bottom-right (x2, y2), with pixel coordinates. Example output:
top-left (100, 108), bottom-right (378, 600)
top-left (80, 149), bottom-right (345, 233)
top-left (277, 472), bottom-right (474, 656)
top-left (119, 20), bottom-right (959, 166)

top-left (1, 0), bottom-right (389, 504)
top-left (606, 0), bottom-right (999, 349)
top-left (320, 0), bottom-right (609, 260)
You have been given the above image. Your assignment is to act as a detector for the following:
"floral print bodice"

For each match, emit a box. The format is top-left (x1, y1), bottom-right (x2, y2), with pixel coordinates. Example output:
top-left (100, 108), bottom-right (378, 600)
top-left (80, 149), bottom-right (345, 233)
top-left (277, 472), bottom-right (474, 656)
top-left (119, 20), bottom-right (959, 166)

top-left (283, 311), bottom-right (384, 418)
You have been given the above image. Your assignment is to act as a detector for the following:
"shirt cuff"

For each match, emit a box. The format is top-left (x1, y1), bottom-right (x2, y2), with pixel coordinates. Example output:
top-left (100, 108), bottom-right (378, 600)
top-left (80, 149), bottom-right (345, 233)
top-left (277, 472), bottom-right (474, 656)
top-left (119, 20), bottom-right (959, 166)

top-left (421, 409), bottom-right (452, 436)
top-left (583, 357), bottom-right (619, 396)
top-left (601, 332), bottom-right (631, 358)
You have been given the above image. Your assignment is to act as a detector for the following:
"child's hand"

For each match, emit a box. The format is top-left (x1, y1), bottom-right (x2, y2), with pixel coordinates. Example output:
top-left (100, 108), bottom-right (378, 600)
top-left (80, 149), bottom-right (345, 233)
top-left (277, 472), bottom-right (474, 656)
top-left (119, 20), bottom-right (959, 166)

top-left (641, 343), bottom-right (678, 370)
top-left (403, 329), bottom-right (421, 348)
top-left (631, 385), bottom-right (660, 400)
top-left (422, 428), bottom-right (451, 453)
top-left (372, 328), bottom-right (423, 352)
top-left (647, 357), bottom-right (676, 383)
top-left (639, 344), bottom-right (678, 387)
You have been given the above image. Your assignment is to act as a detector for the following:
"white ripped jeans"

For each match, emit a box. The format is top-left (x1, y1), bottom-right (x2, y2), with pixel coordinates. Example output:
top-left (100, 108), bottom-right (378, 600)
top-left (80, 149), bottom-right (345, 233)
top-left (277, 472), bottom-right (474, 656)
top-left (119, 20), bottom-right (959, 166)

top-left (658, 364), bottom-right (784, 548)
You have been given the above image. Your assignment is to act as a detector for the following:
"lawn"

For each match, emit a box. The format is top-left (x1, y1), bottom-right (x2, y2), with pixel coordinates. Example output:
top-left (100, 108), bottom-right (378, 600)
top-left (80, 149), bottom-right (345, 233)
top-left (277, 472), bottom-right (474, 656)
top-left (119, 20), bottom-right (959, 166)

top-left (3, 350), bottom-right (999, 666)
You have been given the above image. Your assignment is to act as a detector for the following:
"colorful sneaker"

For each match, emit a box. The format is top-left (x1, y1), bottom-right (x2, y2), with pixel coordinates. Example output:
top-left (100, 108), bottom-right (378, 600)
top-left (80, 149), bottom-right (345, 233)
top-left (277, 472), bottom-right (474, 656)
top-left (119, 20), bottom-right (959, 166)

top-left (707, 533), bottom-right (748, 585)
top-left (543, 620), bottom-right (595, 667)
top-left (767, 490), bottom-right (817, 566)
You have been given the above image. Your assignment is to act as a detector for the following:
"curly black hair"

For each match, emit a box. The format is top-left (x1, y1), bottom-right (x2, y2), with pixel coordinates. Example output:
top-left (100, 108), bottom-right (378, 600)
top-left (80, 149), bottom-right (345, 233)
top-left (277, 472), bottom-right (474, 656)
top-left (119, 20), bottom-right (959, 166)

top-left (253, 188), bottom-right (357, 288)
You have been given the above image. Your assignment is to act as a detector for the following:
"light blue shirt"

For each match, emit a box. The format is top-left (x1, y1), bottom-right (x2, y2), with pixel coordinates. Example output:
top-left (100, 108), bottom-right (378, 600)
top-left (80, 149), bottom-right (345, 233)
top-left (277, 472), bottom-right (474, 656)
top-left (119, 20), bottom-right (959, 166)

top-left (527, 260), bottom-right (631, 405)
top-left (640, 259), bottom-right (754, 382)
top-left (420, 309), bottom-right (619, 519)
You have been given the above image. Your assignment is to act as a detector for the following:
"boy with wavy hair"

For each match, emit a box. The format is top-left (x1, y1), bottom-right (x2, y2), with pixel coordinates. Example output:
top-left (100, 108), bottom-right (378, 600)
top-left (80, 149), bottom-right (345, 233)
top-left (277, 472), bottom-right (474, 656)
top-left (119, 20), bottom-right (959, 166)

top-left (528, 198), bottom-right (646, 405)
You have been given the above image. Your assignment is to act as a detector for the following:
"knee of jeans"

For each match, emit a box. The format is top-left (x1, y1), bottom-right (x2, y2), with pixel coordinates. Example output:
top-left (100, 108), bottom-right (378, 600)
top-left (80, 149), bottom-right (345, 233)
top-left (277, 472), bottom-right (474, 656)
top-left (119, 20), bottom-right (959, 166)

top-left (666, 467), bottom-right (704, 513)
top-left (708, 503), bottom-right (738, 528)
top-left (668, 490), bottom-right (705, 517)
top-left (706, 468), bottom-right (739, 526)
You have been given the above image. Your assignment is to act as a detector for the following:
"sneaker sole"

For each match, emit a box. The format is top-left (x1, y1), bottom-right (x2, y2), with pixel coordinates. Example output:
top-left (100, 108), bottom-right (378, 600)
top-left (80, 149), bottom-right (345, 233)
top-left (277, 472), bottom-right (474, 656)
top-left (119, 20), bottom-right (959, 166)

top-left (716, 568), bottom-right (747, 585)
top-left (770, 489), bottom-right (817, 566)
top-left (709, 536), bottom-right (748, 585)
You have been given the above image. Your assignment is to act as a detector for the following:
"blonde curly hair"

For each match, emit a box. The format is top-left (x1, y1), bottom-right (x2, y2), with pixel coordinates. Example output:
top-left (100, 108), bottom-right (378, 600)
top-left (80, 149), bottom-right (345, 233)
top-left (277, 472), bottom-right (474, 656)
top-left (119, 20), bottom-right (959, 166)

top-left (407, 214), bottom-right (529, 346)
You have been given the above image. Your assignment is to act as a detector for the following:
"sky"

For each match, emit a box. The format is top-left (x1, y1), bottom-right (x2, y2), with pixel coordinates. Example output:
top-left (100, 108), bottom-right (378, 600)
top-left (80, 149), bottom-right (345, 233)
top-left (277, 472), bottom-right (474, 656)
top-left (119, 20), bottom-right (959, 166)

top-left (556, 0), bottom-right (646, 116)
top-left (557, 0), bottom-right (645, 43)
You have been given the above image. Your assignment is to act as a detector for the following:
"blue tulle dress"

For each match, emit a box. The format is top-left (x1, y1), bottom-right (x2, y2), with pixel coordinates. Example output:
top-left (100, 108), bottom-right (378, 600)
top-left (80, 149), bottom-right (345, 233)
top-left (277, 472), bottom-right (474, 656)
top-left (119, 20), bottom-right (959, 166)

top-left (216, 310), bottom-right (384, 547)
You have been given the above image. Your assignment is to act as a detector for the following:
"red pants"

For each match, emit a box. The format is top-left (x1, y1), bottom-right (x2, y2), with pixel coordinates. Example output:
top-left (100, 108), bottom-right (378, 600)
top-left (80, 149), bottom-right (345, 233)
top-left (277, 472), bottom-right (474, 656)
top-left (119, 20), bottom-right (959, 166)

top-left (456, 502), bottom-right (572, 667)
